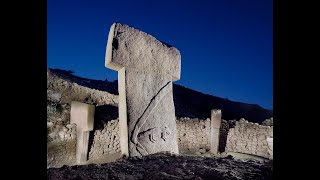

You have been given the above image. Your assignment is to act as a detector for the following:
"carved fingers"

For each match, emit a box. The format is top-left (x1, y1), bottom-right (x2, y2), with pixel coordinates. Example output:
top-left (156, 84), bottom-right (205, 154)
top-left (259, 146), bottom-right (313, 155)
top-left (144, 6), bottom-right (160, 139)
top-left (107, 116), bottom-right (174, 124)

top-left (161, 132), bottom-right (167, 141)
top-left (149, 134), bottom-right (156, 143)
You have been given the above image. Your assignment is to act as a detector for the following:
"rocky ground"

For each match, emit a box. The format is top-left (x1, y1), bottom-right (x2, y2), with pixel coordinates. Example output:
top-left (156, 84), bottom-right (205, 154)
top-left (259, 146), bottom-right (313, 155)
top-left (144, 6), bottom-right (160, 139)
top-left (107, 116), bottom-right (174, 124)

top-left (47, 153), bottom-right (272, 180)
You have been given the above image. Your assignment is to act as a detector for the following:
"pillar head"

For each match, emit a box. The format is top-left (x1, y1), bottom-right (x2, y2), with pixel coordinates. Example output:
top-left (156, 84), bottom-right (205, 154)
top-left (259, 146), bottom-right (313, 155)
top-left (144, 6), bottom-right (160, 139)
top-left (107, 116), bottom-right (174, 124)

top-left (211, 109), bottom-right (222, 128)
top-left (70, 101), bottom-right (95, 131)
top-left (105, 22), bottom-right (181, 81)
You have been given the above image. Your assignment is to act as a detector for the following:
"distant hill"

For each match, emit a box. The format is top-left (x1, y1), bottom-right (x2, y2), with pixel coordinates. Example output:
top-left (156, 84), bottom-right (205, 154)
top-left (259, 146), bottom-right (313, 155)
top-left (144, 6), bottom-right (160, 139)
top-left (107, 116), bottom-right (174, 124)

top-left (49, 68), bottom-right (272, 123)
top-left (48, 68), bottom-right (118, 94)
top-left (173, 84), bottom-right (272, 123)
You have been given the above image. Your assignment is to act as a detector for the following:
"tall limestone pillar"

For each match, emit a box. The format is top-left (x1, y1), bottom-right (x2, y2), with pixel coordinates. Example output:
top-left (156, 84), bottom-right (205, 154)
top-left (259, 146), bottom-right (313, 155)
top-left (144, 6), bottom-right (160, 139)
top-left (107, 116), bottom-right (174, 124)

top-left (105, 23), bottom-right (181, 157)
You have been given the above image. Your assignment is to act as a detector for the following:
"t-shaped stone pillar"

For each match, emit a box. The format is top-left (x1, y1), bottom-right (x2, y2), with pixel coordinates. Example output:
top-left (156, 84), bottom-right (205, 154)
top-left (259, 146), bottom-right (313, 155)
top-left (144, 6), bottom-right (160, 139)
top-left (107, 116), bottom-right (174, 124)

top-left (70, 101), bottom-right (95, 163)
top-left (105, 22), bottom-right (181, 157)
top-left (210, 109), bottom-right (222, 154)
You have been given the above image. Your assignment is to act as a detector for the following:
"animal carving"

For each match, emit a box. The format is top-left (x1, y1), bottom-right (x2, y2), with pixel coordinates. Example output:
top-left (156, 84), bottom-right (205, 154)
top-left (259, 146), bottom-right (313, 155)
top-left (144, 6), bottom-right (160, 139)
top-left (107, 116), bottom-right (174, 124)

top-left (138, 126), bottom-right (171, 143)
top-left (130, 81), bottom-right (172, 156)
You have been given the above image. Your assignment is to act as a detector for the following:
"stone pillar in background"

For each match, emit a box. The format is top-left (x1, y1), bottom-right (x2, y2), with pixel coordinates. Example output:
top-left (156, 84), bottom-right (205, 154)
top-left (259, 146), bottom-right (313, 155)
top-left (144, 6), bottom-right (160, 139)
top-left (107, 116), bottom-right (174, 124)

top-left (210, 109), bottom-right (222, 154)
top-left (266, 137), bottom-right (273, 160)
top-left (70, 101), bottom-right (95, 163)
top-left (105, 22), bottom-right (181, 157)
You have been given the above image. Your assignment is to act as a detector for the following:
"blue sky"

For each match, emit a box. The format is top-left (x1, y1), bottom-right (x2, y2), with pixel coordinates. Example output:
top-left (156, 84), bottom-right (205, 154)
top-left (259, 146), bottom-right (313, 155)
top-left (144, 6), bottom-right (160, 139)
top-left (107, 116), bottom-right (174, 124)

top-left (48, 0), bottom-right (273, 110)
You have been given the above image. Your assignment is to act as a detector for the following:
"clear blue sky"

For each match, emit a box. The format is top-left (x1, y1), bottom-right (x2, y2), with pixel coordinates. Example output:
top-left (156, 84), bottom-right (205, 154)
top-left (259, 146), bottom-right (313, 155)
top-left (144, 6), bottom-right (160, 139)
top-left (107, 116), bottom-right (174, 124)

top-left (48, 0), bottom-right (273, 110)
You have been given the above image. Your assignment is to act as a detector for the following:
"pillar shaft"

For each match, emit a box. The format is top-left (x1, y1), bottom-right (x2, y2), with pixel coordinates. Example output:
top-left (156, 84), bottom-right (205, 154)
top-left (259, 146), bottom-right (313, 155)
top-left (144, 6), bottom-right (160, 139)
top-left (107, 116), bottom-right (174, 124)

top-left (76, 131), bottom-right (90, 163)
top-left (210, 109), bottom-right (222, 154)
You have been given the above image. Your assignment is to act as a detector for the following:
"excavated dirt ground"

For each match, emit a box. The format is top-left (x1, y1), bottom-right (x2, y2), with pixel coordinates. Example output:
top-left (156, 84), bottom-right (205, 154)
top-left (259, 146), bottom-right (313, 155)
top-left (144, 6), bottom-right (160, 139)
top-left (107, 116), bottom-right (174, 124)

top-left (47, 153), bottom-right (272, 180)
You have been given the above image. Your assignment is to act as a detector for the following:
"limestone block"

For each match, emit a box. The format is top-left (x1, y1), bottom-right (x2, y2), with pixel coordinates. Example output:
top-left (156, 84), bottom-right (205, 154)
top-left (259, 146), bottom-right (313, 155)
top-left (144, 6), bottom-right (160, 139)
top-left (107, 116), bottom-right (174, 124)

top-left (48, 132), bottom-right (56, 139)
top-left (59, 131), bottom-right (65, 138)
top-left (62, 127), bottom-right (68, 132)
top-left (239, 118), bottom-right (246, 123)
top-left (209, 109), bottom-right (222, 155)
top-left (258, 135), bottom-right (266, 140)
top-left (47, 122), bottom-right (54, 128)
top-left (47, 90), bottom-right (61, 103)
top-left (105, 22), bottom-right (180, 157)
top-left (70, 102), bottom-right (94, 131)
top-left (70, 101), bottom-right (95, 163)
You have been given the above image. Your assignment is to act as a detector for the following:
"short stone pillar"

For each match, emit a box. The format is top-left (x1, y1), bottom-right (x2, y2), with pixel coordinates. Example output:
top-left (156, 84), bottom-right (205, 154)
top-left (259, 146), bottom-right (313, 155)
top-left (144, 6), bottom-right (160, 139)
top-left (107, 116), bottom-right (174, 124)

top-left (105, 22), bottom-right (181, 157)
top-left (210, 109), bottom-right (222, 154)
top-left (266, 137), bottom-right (273, 160)
top-left (70, 101), bottom-right (95, 163)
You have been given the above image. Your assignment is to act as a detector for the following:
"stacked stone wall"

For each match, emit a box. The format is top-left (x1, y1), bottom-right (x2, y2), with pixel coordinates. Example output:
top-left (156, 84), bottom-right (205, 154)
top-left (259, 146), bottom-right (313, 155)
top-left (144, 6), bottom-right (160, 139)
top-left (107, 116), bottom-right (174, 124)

top-left (176, 117), bottom-right (211, 154)
top-left (225, 119), bottom-right (273, 159)
top-left (88, 119), bottom-right (121, 159)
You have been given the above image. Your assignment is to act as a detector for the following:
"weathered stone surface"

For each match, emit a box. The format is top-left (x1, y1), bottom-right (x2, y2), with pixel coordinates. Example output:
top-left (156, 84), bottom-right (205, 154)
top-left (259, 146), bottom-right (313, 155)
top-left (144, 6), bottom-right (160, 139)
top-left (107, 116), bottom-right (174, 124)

top-left (176, 117), bottom-right (210, 153)
top-left (47, 69), bottom-right (118, 106)
top-left (105, 23), bottom-right (181, 80)
top-left (210, 109), bottom-right (222, 154)
top-left (47, 90), bottom-right (61, 103)
top-left (70, 101), bottom-right (95, 163)
top-left (225, 118), bottom-right (273, 159)
top-left (70, 101), bottom-right (95, 131)
top-left (105, 22), bottom-right (180, 157)
top-left (47, 122), bottom-right (54, 128)
top-left (262, 117), bottom-right (273, 126)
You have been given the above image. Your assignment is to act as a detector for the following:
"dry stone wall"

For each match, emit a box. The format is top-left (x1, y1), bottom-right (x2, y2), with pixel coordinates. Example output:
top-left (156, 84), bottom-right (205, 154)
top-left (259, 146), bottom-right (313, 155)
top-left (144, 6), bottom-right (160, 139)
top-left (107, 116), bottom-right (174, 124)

top-left (176, 117), bottom-right (211, 154)
top-left (48, 113), bottom-right (213, 168)
top-left (225, 118), bottom-right (273, 159)
top-left (47, 141), bottom-right (76, 168)
top-left (47, 69), bottom-right (118, 106)
top-left (47, 69), bottom-right (274, 167)
top-left (266, 137), bottom-right (273, 160)
top-left (88, 119), bottom-right (121, 159)
top-left (47, 71), bottom-right (121, 168)
top-left (262, 117), bottom-right (273, 126)
top-left (47, 101), bottom-right (121, 168)
top-left (48, 102), bottom-right (274, 168)
top-left (47, 102), bottom-right (78, 168)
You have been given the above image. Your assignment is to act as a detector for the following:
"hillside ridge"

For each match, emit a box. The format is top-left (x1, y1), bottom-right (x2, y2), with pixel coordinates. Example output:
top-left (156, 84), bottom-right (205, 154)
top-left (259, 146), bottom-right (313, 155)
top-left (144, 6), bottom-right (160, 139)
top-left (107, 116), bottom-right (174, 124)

top-left (48, 68), bottom-right (272, 123)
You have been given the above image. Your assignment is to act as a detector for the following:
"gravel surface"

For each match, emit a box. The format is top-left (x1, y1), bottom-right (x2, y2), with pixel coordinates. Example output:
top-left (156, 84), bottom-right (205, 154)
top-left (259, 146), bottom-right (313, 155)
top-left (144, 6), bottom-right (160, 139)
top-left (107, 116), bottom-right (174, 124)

top-left (47, 153), bottom-right (272, 180)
